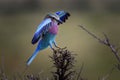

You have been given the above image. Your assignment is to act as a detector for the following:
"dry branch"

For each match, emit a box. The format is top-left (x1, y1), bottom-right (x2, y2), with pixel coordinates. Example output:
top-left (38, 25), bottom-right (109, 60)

top-left (76, 63), bottom-right (86, 80)
top-left (79, 25), bottom-right (120, 64)
top-left (50, 48), bottom-right (75, 80)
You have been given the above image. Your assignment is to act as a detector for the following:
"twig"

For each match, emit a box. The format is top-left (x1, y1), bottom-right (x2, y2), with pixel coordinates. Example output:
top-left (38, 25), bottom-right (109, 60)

top-left (76, 63), bottom-right (84, 80)
top-left (79, 25), bottom-right (103, 43)
top-left (0, 53), bottom-right (8, 80)
top-left (1, 53), bottom-right (5, 73)
top-left (78, 25), bottom-right (120, 63)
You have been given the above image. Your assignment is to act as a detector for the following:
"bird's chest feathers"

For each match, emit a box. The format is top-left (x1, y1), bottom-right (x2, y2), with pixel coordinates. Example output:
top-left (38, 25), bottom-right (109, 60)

top-left (49, 23), bottom-right (58, 34)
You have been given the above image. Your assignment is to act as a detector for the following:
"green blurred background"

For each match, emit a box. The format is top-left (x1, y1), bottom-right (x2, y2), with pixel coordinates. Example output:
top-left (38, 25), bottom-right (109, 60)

top-left (0, 0), bottom-right (120, 79)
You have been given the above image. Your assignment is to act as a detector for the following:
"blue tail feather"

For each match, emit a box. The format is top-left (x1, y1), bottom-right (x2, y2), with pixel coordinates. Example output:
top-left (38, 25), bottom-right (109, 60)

top-left (26, 49), bottom-right (39, 66)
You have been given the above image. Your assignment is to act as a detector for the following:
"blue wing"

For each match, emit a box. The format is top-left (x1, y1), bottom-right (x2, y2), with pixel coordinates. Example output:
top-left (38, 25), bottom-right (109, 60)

top-left (55, 11), bottom-right (70, 25)
top-left (32, 18), bottom-right (52, 44)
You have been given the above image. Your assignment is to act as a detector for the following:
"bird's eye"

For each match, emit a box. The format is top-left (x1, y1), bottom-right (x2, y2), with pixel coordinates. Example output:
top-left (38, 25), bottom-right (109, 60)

top-left (52, 17), bottom-right (55, 19)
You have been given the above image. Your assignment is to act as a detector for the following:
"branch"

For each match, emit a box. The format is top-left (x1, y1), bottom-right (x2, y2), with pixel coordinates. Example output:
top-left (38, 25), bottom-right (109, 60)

top-left (78, 25), bottom-right (120, 63)
top-left (79, 25), bottom-right (103, 43)
top-left (76, 63), bottom-right (85, 80)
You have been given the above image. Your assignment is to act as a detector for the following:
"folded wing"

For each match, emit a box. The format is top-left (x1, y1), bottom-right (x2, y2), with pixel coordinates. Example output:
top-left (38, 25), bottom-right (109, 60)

top-left (32, 18), bottom-right (52, 44)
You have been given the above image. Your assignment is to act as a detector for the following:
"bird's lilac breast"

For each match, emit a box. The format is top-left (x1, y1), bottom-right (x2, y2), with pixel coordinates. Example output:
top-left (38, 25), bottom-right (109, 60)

top-left (49, 23), bottom-right (58, 34)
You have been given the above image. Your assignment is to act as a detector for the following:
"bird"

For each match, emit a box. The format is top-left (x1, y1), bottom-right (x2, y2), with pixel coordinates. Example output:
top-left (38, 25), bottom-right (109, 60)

top-left (26, 11), bottom-right (70, 66)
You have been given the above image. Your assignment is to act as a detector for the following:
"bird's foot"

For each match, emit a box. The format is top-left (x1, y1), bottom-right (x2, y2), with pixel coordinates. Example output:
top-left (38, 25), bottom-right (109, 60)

top-left (58, 46), bottom-right (67, 50)
top-left (55, 45), bottom-right (66, 50)
top-left (55, 45), bottom-right (61, 49)
top-left (52, 48), bottom-right (57, 53)
top-left (61, 46), bottom-right (67, 49)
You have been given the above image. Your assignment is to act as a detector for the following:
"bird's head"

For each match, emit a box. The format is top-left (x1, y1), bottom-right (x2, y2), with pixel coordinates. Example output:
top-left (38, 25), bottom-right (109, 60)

top-left (46, 13), bottom-right (63, 24)
top-left (45, 11), bottom-right (70, 25)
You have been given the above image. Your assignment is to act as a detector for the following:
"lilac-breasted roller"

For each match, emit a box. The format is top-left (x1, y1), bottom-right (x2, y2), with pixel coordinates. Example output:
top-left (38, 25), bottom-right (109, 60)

top-left (26, 11), bottom-right (70, 66)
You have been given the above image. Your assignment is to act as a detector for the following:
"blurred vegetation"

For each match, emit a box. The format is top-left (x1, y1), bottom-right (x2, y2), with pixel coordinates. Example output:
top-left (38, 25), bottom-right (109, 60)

top-left (0, 48), bottom-right (83, 80)
top-left (0, 0), bottom-right (120, 14)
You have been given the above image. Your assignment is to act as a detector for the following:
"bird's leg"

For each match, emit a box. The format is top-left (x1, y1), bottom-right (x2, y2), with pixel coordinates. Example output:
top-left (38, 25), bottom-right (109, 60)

top-left (53, 41), bottom-right (61, 49)
top-left (53, 41), bottom-right (66, 49)
top-left (49, 41), bottom-right (56, 53)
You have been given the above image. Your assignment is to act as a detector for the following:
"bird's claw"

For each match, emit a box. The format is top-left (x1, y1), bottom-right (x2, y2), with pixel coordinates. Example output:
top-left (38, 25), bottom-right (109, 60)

top-left (56, 46), bottom-right (67, 50)
top-left (55, 46), bottom-right (61, 49)
top-left (52, 48), bottom-right (57, 53)
top-left (61, 46), bottom-right (67, 49)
